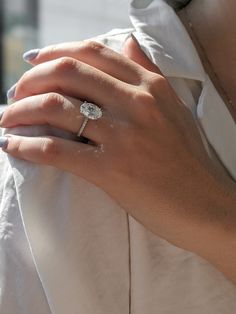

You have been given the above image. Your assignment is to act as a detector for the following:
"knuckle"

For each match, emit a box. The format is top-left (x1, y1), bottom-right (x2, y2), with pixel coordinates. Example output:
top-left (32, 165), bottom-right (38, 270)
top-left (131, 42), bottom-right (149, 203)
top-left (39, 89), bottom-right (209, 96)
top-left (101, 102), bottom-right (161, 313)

top-left (134, 90), bottom-right (156, 106)
top-left (16, 70), bottom-right (32, 94)
top-left (132, 90), bottom-right (160, 124)
top-left (82, 40), bottom-right (105, 54)
top-left (45, 44), bottom-right (58, 57)
top-left (40, 93), bottom-right (65, 113)
top-left (16, 69), bottom-right (33, 98)
top-left (20, 70), bottom-right (31, 83)
top-left (11, 137), bottom-right (22, 155)
top-left (54, 57), bottom-right (77, 74)
top-left (146, 73), bottom-right (168, 91)
top-left (41, 138), bottom-right (60, 163)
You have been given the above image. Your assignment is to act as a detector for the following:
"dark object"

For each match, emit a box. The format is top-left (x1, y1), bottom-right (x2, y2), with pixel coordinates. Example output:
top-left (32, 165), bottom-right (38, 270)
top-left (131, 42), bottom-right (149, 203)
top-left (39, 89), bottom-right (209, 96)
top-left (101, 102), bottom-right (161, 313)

top-left (0, 0), bottom-right (39, 103)
top-left (165, 0), bottom-right (192, 10)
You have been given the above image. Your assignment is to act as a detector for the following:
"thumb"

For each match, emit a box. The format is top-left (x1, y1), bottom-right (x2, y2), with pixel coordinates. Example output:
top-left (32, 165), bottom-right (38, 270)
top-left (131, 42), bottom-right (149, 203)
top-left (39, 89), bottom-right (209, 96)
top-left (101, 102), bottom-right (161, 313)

top-left (122, 34), bottom-right (163, 75)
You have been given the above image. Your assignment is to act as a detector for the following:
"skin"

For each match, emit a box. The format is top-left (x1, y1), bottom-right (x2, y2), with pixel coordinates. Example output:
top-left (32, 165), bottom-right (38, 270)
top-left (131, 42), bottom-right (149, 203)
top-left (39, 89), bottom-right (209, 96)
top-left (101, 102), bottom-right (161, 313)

top-left (178, 0), bottom-right (236, 121)
top-left (0, 2), bottom-right (236, 283)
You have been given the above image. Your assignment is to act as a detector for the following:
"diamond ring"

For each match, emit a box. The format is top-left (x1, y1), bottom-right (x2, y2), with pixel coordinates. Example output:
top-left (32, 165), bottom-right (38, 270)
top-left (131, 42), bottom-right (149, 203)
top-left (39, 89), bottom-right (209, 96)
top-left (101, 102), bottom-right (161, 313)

top-left (77, 101), bottom-right (103, 137)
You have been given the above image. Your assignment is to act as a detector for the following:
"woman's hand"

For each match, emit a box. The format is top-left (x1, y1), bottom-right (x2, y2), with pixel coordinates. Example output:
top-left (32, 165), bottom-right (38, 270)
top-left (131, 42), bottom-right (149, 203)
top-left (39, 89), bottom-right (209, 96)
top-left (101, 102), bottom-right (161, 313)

top-left (0, 37), bottom-right (233, 252)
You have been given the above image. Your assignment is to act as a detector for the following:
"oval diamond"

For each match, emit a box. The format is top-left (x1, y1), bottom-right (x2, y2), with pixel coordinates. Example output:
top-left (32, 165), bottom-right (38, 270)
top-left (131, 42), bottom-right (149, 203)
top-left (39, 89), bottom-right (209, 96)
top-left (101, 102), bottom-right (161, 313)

top-left (80, 102), bottom-right (102, 120)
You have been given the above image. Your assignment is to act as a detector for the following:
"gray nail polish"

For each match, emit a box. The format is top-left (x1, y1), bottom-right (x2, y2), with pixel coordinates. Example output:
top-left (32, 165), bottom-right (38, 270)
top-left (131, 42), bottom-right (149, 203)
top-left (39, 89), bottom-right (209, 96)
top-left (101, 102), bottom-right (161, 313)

top-left (0, 137), bottom-right (8, 148)
top-left (23, 49), bottom-right (40, 62)
top-left (7, 84), bottom-right (17, 99)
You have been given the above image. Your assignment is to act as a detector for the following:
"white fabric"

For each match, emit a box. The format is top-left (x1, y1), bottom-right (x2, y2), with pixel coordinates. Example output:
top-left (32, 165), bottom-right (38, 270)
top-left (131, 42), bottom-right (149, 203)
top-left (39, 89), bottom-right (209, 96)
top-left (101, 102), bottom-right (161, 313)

top-left (1, 0), bottom-right (236, 313)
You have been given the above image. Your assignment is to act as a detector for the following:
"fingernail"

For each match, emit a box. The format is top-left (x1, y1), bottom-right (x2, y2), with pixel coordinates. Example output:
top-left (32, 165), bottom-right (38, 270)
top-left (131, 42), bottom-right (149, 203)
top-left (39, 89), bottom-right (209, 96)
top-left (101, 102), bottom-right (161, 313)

top-left (23, 48), bottom-right (40, 62)
top-left (7, 84), bottom-right (17, 100)
top-left (0, 137), bottom-right (8, 149)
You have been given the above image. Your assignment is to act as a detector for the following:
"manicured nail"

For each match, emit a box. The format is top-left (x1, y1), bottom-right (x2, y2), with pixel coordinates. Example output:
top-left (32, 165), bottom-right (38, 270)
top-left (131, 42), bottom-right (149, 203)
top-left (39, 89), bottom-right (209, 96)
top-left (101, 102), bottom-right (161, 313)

top-left (23, 48), bottom-right (40, 62)
top-left (0, 137), bottom-right (8, 148)
top-left (7, 83), bottom-right (17, 100)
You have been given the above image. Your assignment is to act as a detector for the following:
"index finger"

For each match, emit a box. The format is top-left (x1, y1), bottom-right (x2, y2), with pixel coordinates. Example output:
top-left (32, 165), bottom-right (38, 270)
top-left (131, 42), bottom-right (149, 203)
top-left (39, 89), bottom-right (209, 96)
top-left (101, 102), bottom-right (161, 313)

top-left (23, 40), bottom-right (162, 85)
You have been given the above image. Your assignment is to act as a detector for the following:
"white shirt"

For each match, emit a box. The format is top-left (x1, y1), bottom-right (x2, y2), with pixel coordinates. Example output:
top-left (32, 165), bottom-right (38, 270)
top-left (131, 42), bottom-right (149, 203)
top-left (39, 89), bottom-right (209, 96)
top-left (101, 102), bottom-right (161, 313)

top-left (0, 0), bottom-right (236, 313)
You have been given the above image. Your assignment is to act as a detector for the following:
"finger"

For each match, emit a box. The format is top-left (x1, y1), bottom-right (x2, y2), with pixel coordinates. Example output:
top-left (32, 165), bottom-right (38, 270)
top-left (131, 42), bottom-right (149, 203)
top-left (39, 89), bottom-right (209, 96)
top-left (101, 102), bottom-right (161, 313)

top-left (25, 40), bottom-right (149, 85)
top-left (13, 57), bottom-right (134, 112)
top-left (122, 35), bottom-right (163, 75)
top-left (1, 93), bottom-right (112, 143)
top-left (2, 134), bottom-right (104, 182)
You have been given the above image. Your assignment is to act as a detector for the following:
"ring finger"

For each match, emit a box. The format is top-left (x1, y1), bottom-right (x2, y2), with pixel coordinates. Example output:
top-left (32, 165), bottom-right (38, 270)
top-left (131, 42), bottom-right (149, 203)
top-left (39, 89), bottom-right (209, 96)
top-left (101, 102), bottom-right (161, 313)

top-left (1, 93), bottom-right (112, 143)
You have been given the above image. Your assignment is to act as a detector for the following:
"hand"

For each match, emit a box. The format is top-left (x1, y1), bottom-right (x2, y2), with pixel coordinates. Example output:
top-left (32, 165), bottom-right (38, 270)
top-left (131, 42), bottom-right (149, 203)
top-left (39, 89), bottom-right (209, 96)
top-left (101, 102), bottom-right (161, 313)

top-left (0, 37), bottom-right (228, 251)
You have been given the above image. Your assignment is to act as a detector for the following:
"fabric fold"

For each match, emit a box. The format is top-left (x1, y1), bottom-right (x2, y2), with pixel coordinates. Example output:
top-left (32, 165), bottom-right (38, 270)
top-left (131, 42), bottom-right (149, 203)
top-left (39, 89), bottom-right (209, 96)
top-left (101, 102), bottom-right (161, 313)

top-left (1, 1), bottom-right (236, 313)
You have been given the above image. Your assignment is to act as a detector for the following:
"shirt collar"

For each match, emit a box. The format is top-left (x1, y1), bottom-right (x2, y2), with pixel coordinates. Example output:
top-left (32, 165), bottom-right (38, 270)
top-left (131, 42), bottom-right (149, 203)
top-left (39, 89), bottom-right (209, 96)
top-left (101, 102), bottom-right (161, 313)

top-left (129, 0), bottom-right (206, 81)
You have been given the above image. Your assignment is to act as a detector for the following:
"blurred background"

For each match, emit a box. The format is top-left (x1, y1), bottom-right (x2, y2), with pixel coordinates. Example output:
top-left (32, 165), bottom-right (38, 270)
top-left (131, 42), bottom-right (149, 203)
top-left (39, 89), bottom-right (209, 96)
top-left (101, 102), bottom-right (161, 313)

top-left (0, 0), bottom-right (131, 103)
